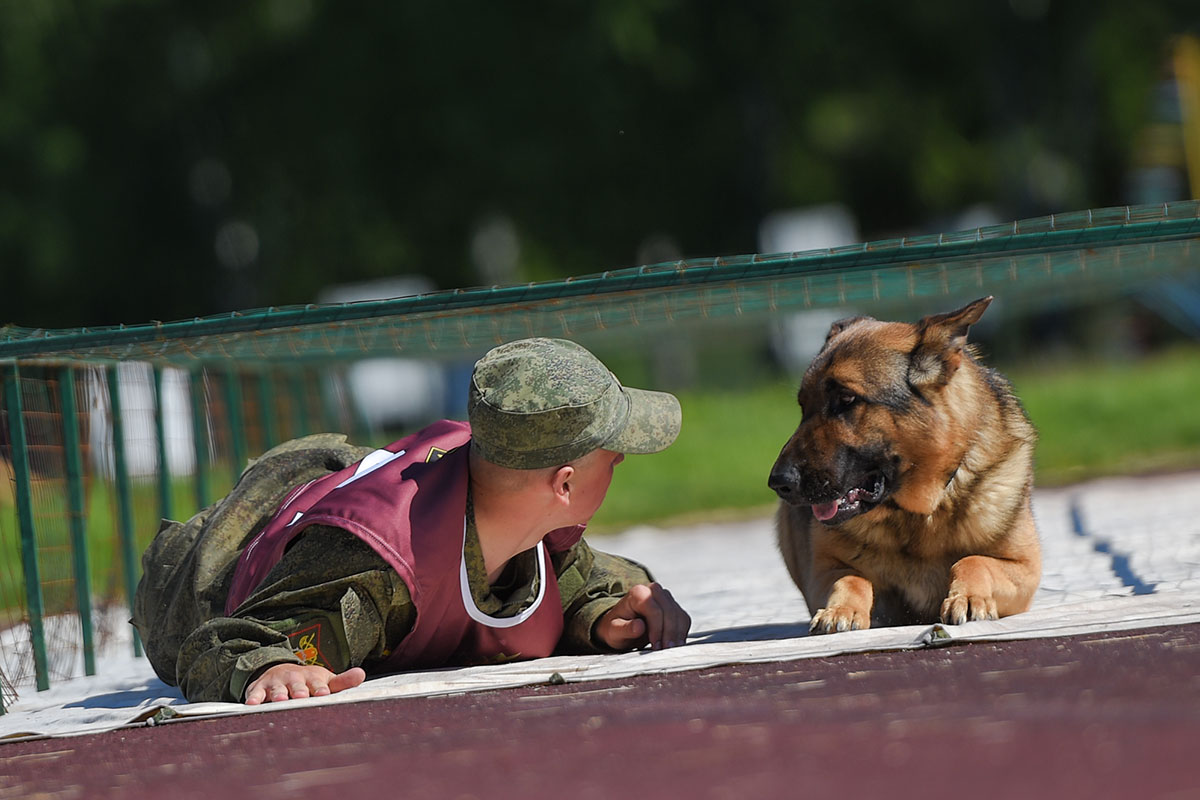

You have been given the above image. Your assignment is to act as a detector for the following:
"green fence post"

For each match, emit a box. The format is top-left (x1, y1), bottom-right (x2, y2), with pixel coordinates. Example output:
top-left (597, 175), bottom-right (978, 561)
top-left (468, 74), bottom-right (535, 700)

top-left (256, 371), bottom-right (278, 450)
top-left (190, 368), bottom-right (210, 509)
top-left (2, 363), bottom-right (50, 691)
top-left (59, 367), bottom-right (95, 676)
top-left (289, 370), bottom-right (311, 438)
top-left (153, 366), bottom-right (173, 524)
top-left (106, 365), bottom-right (142, 658)
top-left (318, 369), bottom-right (339, 434)
top-left (341, 368), bottom-right (372, 443)
top-left (224, 367), bottom-right (246, 484)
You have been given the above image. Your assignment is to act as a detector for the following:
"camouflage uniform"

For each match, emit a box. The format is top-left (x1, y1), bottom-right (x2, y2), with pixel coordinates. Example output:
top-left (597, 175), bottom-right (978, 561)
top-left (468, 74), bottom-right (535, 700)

top-left (132, 338), bottom-right (681, 703)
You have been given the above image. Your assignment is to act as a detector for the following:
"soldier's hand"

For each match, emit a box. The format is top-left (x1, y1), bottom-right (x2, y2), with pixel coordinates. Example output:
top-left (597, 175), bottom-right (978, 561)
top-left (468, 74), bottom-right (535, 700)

top-left (595, 583), bottom-right (691, 652)
top-left (243, 663), bottom-right (366, 705)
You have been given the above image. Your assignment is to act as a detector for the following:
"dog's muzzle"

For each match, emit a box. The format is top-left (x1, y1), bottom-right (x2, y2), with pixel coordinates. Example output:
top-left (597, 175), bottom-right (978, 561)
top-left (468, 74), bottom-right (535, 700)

top-left (767, 459), bottom-right (806, 502)
top-left (769, 453), bottom-right (891, 526)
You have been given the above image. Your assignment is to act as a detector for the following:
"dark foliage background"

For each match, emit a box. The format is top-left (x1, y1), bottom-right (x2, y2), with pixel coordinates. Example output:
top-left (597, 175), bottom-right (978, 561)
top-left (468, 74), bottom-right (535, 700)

top-left (1, 0), bottom-right (1196, 328)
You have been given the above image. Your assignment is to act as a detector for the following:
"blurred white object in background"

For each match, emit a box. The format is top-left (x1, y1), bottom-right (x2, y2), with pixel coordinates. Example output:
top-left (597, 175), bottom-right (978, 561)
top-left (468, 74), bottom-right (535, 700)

top-left (318, 277), bottom-right (447, 432)
top-left (759, 204), bottom-right (860, 376)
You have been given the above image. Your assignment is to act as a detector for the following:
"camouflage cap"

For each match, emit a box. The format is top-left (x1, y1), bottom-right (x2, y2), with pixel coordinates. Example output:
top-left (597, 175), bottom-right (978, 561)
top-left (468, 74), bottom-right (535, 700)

top-left (468, 338), bottom-right (682, 469)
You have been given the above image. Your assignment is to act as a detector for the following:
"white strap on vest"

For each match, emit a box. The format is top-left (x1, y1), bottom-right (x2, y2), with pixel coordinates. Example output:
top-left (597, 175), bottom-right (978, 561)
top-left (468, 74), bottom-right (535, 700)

top-left (458, 517), bottom-right (547, 628)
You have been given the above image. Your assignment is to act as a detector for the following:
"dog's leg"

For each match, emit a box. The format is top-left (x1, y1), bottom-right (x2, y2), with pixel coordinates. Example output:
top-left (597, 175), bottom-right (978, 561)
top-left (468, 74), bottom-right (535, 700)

top-left (809, 569), bottom-right (874, 634)
top-left (941, 509), bottom-right (1041, 624)
top-left (941, 556), bottom-right (1001, 623)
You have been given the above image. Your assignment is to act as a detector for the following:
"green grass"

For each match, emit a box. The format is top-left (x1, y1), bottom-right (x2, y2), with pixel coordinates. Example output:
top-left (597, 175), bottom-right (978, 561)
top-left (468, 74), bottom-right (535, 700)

top-left (1010, 346), bottom-right (1200, 485)
top-left (589, 379), bottom-right (798, 531)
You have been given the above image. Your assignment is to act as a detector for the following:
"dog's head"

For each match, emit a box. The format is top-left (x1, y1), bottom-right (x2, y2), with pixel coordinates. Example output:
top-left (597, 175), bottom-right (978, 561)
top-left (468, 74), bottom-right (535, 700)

top-left (767, 297), bottom-right (992, 524)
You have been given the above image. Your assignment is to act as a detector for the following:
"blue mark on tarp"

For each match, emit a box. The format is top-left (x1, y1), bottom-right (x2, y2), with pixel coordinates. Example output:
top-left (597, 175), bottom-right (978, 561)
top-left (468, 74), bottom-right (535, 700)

top-left (1070, 498), bottom-right (1157, 595)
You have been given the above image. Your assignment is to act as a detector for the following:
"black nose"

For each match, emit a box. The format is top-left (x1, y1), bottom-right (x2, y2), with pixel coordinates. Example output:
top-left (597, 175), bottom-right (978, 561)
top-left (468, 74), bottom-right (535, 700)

top-left (768, 462), bottom-right (800, 498)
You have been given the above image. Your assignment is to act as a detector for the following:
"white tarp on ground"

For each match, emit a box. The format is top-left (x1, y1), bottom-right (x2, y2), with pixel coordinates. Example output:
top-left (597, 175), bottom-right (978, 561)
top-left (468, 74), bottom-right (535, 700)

top-left (2, 471), bottom-right (1198, 741)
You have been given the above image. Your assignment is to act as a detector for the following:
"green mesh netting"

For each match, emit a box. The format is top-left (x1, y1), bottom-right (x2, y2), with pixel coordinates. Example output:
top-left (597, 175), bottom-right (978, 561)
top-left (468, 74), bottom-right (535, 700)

top-left (3, 199), bottom-right (1200, 700)
top-left (3, 200), bottom-right (1199, 367)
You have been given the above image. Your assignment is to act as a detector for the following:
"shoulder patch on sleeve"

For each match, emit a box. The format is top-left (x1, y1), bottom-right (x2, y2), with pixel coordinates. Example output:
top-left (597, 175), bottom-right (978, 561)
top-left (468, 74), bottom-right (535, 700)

top-left (288, 622), bottom-right (332, 669)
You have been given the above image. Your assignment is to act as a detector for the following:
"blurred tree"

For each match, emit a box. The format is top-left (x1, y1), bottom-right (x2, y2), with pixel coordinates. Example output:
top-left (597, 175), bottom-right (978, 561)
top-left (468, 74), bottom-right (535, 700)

top-left (0, 0), bottom-right (1196, 328)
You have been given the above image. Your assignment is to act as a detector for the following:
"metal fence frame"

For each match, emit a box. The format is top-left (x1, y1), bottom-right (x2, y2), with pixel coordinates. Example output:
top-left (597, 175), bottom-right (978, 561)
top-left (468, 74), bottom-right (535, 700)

top-left (3, 200), bottom-right (1200, 711)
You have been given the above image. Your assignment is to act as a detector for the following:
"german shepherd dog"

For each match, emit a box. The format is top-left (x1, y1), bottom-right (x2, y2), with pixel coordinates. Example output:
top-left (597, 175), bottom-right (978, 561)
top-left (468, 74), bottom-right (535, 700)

top-left (768, 297), bottom-right (1041, 633)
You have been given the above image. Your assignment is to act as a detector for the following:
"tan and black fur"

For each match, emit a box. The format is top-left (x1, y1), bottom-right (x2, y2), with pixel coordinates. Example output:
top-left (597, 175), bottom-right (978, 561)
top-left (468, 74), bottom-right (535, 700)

top-left (768, 297), bottom-right (1041, 633)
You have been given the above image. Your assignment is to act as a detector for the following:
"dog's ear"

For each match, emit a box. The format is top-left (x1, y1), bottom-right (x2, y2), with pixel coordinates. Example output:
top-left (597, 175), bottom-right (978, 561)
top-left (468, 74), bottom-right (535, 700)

top-left (908, 296), bottom-right (992, 388)
top-left (824, 315), bottom-right (873, 346)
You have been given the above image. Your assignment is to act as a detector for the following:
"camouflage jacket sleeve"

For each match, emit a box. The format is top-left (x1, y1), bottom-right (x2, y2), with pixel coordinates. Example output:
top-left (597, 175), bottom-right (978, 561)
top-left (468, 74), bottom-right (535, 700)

top-left (174, 525), bottom-right (415, 703)
top-left (552, 538), bottom-right (654, 654)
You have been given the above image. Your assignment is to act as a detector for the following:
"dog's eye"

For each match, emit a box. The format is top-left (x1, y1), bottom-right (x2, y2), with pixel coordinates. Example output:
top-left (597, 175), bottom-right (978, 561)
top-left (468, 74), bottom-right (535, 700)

top-left (831, 392), bottom-right (858, 415)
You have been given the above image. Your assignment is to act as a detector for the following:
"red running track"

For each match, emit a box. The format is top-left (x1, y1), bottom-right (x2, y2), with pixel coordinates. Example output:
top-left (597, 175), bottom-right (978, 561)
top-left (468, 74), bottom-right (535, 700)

top-left (2, 623), bottom-right (1198, 799)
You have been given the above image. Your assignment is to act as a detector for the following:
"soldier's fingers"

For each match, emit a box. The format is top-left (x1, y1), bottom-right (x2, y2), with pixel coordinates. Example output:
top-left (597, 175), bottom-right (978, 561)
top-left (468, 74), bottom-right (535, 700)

top-left (295, 665), bottom-right (339, 698)
top-left (605, 615), bottom-right (647, 648)
top-left (327, 667), bottom-right (366, 694)
top-left (647, 583), bottom-right (682, 649)
top-left (250, 668), bottom-right (292, 703)
top-left (652, 585), bottom-right (690, 648)
top-left (244, 682), bottom-right (267, 705)
top-left (621, 583), bottom-right (652, 611)
top-left (632, 585), bottom-right (666, 650)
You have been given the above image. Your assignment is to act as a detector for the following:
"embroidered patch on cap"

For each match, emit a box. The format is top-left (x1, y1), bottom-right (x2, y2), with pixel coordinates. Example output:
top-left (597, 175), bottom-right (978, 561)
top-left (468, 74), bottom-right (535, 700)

top-left (288, 623), bottom-right (331, 669)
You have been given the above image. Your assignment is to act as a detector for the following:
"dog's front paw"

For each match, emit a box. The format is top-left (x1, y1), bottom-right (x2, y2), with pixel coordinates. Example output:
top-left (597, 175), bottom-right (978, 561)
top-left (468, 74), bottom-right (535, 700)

top-left (940, 592), bottom-right (998, 625)
top-left (809, 606), bottom-right (869, 634)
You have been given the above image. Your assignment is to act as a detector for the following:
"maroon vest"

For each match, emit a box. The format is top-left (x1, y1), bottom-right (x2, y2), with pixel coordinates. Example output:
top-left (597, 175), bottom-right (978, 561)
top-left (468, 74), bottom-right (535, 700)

top-left (225, 420), bottom-right (586, 670)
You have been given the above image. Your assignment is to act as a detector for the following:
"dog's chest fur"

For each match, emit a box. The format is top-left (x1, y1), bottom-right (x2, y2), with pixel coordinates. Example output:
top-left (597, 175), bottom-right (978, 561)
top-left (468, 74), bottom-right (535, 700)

top-left (822, 489), bottom-right (1009, 616)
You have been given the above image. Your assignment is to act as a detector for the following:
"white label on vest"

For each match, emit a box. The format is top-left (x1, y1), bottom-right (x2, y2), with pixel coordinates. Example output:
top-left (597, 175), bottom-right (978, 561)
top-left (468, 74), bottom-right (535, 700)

top-left (334, 448), bottom-right (407, 490)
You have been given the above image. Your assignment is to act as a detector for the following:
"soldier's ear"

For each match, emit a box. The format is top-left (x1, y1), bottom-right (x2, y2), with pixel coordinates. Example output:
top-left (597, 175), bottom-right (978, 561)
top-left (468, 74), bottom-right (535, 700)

top-left (908, 296), bottom-right (992, 388)
top-left (550, 465), bottom-right (574, 504)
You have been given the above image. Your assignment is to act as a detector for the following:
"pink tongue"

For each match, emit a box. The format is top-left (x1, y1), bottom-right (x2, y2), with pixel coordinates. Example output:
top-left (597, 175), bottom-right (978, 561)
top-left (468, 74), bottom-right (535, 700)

top-left (812, 501), bottom-right (840, 522)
